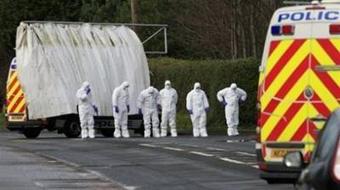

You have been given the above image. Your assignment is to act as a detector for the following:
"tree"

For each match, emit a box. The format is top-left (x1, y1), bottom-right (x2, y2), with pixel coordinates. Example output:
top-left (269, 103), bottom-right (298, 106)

top-left (0, 0), bottom-right (290, 108)
top-left (130, 0), bottom-right (140, 32)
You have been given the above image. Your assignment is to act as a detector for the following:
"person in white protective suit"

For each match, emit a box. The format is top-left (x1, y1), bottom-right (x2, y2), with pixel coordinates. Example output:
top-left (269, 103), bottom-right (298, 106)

top-left (186, 82), bottom-right (210, 137)
top-left (112, 81), bottom-right (130, 138)
top-left (159, 80), bottom-right (178, 137)
top-left (76, 81), bottom-right (98, 139)
top-left (217, 83), bottom-right (247, 136)
top-left (137, 86), bottom-right (161, 138)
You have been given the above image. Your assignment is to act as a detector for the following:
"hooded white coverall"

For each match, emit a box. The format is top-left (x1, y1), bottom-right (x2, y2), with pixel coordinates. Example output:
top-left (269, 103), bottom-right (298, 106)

top-left (112, 81), bottom-right (130, 138)
top-left (186, 83), bottom-right (209, 137)
top-left (137, 87), bottom-right (160, 138)
top-left (160, 80), bottom-right (178, 137)
top-left (217, 83), bottom-right (247, 136)
top-left (76, 81), bottom-right (96, 139)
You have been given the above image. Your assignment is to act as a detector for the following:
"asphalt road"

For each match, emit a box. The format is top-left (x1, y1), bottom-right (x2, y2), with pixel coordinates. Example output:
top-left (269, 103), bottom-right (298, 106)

top-left (0, 131), bottom-right (293, 190)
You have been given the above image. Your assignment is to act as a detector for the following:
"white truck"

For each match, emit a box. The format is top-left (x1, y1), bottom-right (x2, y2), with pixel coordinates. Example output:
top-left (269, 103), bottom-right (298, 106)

top-left (5, 21), bottom-right (150, 138)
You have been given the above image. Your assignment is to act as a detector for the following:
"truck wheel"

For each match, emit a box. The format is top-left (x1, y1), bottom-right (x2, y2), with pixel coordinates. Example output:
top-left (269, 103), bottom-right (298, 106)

top-left (64, 119), bottom-right (81, 138)
top-left (101, 129), bottom-right (114, 137)
top-left (23, 128), bottom-right (42, 139)
top-left (266, 178), bottom-right (294, 184)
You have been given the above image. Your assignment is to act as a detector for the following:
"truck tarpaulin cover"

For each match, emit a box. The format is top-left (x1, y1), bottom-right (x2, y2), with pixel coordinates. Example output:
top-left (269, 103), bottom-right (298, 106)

top-left (15, 22), bottom-right (150, 119)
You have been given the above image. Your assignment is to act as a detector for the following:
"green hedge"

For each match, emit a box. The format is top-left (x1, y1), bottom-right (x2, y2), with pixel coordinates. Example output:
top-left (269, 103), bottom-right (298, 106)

top-left (149, 57), bottom-right (260, 130)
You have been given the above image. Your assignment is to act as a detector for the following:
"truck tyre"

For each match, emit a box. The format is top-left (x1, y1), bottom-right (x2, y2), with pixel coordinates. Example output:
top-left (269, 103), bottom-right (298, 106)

top-left (265, 178), bottom-right (294, 184)
top-left (64, 119), bottom-right (81, 138)
top-left (101, 129), bottom-right (114, 137)
top-left (23, 128), bottom-right (42, 139)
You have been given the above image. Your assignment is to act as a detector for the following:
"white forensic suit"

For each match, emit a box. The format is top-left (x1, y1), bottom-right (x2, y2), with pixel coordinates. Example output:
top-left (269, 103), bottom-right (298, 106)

top-left (137, 87), bottom-right (161, 138)
top-left (186, 82), bottom-right (209, 137)
top-left (112, 81), bottom-right (130, 138)
top-left (159, 80), bottom-right (178, 137)
top-left (217, 83), bottom-right (247, 136)
top-left (76, 81), bottom-right (97, 139)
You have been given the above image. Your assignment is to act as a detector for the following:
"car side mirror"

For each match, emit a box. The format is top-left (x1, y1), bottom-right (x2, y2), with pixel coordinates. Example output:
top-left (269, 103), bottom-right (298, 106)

top-left (284, 152), bottom-right (304, 169)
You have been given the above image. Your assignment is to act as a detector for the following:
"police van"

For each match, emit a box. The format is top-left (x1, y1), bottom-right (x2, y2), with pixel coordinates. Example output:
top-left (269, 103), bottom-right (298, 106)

top-left (256, 0), bottom-right (340, 183)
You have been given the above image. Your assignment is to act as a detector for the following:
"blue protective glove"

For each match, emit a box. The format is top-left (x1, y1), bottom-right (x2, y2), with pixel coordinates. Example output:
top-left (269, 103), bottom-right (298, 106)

top-left (138, 109), bottom-right (143, 115)
top-left (188, 109), bottom-right (193, 115)
top-left (86, 87), bottom-right (91, 95)
top-left (205, 107), bottom-right (210, 112)
top-left (114, 106), bottom-right (119, 113)
top-left (127, 105), bottom-right (130, 113)
top-left (93, 105), bottom-right (98, 115)
top-left (157, 104), bottom-right (162, 112)
top-left (222, 97), bottom-right (227, 106)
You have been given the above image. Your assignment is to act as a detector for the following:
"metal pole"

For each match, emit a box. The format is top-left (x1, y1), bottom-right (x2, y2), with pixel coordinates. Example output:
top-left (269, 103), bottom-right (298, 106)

top-left (164, 27), bottom-right (168, 54)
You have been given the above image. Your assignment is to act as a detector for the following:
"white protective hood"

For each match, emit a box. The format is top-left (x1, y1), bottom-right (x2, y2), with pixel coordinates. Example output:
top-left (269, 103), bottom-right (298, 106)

top-left (15, 22), bottom-right (150, 119)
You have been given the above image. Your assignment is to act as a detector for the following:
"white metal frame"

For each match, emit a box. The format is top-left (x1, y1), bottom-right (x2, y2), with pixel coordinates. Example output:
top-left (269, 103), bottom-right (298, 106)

top-left (22, 21), bottom-right (168, 55)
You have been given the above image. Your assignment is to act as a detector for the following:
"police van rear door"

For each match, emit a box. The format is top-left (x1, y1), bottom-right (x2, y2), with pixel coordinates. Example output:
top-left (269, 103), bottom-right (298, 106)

top-left (307, 4), bottom-right (340, 153)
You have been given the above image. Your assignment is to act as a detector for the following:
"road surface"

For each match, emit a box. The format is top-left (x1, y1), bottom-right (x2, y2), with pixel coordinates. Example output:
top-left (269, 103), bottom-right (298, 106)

top-left (0, 131), bottom-right (293, 190)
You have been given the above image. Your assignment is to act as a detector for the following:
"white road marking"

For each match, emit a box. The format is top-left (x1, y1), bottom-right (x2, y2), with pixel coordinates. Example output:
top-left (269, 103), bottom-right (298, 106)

top-left (219, 157), bottom-right (248, 165)
top-left (206, 147), bottom-right (226, 151)
top-left (34, 182), bottom-right (44, 187)
top-left (236, 151), bottom-right (256, 157)
top-left (139, 143), bottom-right (158, 148)
top-left (189, 151), bottom-right (214, 157)
top-left (163, 147), bottom-right (184, 151)
top-left (139, 144), bottom-right (258, 169)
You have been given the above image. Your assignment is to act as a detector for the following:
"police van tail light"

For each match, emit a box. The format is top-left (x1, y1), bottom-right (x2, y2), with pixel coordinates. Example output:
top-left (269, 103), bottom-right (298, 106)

top-left (256, 101), bottom-right (261, 124)
top-left (330, 24), bottom-right (340, 34)
top-left (271, 25), bottom-right (295, 36)
top-left (282, 25), bottom-right (295, 35)
top-left (331, 137), bottom-right (340, 183)
top-left (256, 126), bottom-right (261, 142)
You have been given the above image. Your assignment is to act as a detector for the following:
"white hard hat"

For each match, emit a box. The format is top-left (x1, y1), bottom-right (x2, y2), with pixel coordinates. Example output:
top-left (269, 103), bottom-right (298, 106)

top-left (122, 81), bottom-right (129, 88)
top-left (147, 86), bottom-right (154, 92)
top-left (194, 82), bottom-right (201, 89)
top-left (82, 81), bottom-right (90, 88)
top-left (165, 80), bottom-right (171, 86)
top-left (230, 83), bottom-right (237, 89)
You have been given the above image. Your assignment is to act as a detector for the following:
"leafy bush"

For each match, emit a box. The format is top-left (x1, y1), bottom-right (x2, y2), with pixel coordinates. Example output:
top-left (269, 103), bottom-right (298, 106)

top-left (0, 112), bottom-right (4, 130)
top-left (149, 57), bottom-right (260, 130)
